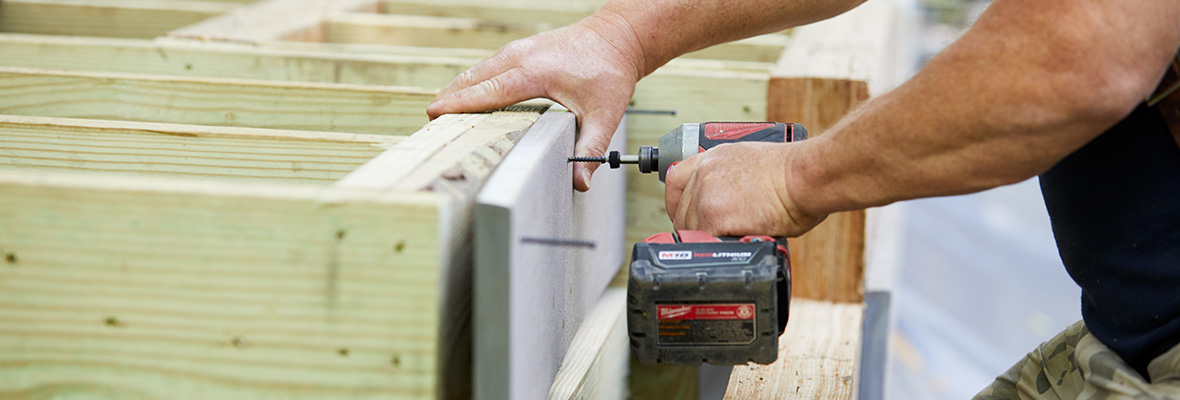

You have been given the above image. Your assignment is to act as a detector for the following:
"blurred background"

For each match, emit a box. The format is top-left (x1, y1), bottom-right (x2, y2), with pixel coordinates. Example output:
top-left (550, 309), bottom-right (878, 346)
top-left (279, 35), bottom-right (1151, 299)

top-left (868, 0), bottom-right (1084, 398)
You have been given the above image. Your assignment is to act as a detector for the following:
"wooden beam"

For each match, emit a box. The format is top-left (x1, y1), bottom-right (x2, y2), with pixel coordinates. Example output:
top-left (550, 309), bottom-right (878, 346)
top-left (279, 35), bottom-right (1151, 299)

top-left (684, 34), bottom-right (790, 64)
top-left (473, 109), bottom-right (625, 400)
top-left (0, 171), bottom-right (449, 398)
top-left (0, 0), bottom-right (237, 39)
top-left (0, 115), bottom-right (397, 185)
top-left (324, 12), bottom-right (784, 63)
top-left (324, 13), bottom-right (535, 50)
top-left (724, 300), bottom-right (865, 399)
top-left (0, 66), bottom-right (435, 135)
top-left (0, 34), bottom-right (475, 89)
top-left (379, 0), bottom-right (591, 26)
top-left (168, 0), bottom-right (379, 43)
top-left (334, 102), bottom-right (552, 399)
top-left (547, 286), bottom-right (628, 400)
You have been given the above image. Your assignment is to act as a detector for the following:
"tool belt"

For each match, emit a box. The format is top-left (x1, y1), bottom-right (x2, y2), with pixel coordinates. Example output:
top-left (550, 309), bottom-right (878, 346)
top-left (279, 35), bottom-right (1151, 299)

top-left (1147, 49), bottom-right (1180, 148)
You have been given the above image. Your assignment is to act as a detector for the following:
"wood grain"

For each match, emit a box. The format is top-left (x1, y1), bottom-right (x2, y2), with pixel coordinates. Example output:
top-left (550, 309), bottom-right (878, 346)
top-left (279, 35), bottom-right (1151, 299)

top-left (0, 0), bottom-right (236, 39)
top-left (0, 34), bottom-right (476, 89)
top-left (0, 171), bottom-right (447, 399)
top-left (547, 287), bottom-right (627, 400)
top-left (0, 115), bottom-right (396, 185)
top-left (380, 0), bottom-right (591, 26)
top-left (724, 300), bottom-right (864, 399)
top-left (0, 67), bottom-right (435, 135)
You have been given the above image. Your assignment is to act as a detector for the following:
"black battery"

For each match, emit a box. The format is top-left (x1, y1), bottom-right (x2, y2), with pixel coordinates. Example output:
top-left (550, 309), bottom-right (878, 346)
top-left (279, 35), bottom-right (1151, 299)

top-left (627, 231), bottom-right (790, 365)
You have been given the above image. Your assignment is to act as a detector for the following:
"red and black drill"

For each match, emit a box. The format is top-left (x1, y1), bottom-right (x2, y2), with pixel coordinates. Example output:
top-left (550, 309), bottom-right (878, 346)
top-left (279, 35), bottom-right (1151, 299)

top-left (569, 122), bottom-right (806, 365)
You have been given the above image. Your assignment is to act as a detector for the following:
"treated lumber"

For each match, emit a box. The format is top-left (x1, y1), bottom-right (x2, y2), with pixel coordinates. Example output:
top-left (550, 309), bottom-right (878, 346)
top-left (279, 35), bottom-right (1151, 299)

top-left (0, 0), bottom-right (236, 39)
top-left (723, 300), bottom-right (865, 399)
top-left (324, 13), bottom-right (536, 50)
top-left (324, 12), bottom-right (784, 63)
top-left (0, 115), bottom-right (397, 185)
top-left (0, 171), bottom-right (448, 399)
top-left (474, 109), bottom-right (625, 400)
top-left (335, 102), bottom-right (553, 399)
top-left (547, 286), bottom-right (627, 400)
top-left (380, 0), bottom-right (591, 26)
top-left (0, 67), bottom-right (435, 135)
top-left (0, 34), bottom-right (474, 88)
top-left (168, 0), bottom-right (378, 43)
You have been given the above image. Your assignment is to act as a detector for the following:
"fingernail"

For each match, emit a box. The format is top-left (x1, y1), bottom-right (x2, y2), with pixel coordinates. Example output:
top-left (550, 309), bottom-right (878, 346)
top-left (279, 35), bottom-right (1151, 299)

top-left (581, 170), bottom-right (592, 188)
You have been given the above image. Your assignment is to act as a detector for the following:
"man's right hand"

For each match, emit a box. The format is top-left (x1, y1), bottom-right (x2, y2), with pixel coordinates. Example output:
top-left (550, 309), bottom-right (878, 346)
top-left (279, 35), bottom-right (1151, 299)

top-left (426, 12), bottom-right (646, 192)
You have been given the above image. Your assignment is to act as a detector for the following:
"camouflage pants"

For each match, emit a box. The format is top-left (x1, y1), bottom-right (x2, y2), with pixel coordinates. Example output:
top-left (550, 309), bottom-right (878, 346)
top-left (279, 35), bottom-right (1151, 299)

top-left (973, 320), bottom-right (1180, 400)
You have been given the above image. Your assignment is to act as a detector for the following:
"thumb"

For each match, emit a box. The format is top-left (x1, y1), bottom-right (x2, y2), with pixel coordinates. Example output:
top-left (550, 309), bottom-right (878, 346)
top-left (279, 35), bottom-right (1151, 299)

top-left (571, 108), bottom-right (624, 192)
top-left (664, 154), bottom-right (700, 222)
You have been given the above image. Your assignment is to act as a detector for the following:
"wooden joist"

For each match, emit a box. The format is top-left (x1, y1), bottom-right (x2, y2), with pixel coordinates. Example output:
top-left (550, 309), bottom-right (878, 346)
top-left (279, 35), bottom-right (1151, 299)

top-left (0, 0), bottom-right (238, 39)
top-left (0, 67), bottom-right (435, 135)
top-left (0, 115), bottom-right (397, 184)
top-left (0, 101), bottom-right (555, 399)
top-left (167, 0), bottom-right (378, 43)
top-left (379, 0), bottom-right (592, 26)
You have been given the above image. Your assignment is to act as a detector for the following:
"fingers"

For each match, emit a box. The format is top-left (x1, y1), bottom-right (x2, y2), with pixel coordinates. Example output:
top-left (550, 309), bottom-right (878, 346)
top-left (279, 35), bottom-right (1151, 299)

top-left (426, 67), bottom-right (544, 120)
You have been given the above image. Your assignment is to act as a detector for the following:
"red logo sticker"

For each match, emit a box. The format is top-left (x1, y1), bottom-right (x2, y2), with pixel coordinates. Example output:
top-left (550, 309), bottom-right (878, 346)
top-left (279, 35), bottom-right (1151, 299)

top-left (658, 304), bottom-right (756, 320)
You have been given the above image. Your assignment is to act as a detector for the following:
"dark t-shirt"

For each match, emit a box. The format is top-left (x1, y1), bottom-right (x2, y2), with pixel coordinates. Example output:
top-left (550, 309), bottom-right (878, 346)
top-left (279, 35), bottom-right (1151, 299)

top-left (1040, 103), bottom-right (1180, 378)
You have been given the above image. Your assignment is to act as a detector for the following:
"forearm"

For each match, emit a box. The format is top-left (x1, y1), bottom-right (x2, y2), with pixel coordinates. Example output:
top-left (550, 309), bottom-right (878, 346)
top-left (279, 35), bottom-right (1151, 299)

top-left (586, 0), bottom-right (866, 76)
top-left (787, 0), bottom-right (1180, 216)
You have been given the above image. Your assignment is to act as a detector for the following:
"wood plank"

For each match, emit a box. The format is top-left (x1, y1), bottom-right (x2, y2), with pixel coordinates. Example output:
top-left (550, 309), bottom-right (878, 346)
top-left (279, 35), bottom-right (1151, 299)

top-left (684, 34), bottom-right (790, 64)
top-left (167, 0), bottom-right (379, 43)
top-left (334, 102), bottom-right (553, 399)
top-left (474, 109), bottom-right (625, 400)
top-left (380, 0), bottom-right (591, 26)
top-left (723, 300), bottom-right (864, 399)
top-left (547, 286), bottom-right (627, 400)
top-left (0, 66), bottom-right (435, 135)
top-left (0, 0), bottom-right (237, 39)
top-left (325, 12), bottom-right (784, 63)
top-left (0, 115), bottom-right (398, 185)
top-left (0, 171), bottom-right (450, 399)
top-left (0, 34), bottom-right (476, 89)
top-left (324, 13), bottom-right (536, 50)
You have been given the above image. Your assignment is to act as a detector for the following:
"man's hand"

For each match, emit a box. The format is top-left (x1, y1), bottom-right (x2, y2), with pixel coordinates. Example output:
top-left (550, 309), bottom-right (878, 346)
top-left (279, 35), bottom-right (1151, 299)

top-left (664, 142), bottom-right (826, 237)
top-left (426, 13), bottom-right (645, 191)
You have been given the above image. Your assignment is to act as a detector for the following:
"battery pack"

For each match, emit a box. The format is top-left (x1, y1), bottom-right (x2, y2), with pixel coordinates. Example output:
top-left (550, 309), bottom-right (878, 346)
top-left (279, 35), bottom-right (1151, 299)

top-left (627, 231), bottom-right (790, 365)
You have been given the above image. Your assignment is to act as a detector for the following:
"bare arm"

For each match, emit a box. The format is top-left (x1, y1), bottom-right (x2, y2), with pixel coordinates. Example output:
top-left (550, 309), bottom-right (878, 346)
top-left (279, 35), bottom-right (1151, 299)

top-left (426, 0), bottom-right (865, 191)
top-left (665, 0), bottom-right (1180, 236)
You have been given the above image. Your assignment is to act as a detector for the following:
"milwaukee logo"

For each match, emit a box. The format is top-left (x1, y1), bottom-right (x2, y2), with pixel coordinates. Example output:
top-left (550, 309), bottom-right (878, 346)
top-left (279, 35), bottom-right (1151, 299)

top-left (659, 306), bottom-right (693, 319)
top-left (658, 251), bottom-right (692, 260)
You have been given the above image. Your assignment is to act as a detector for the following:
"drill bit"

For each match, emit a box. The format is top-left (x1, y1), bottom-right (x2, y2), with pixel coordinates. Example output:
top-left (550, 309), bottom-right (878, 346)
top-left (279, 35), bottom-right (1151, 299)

top-left (567, 156), bottom-right (607, 163)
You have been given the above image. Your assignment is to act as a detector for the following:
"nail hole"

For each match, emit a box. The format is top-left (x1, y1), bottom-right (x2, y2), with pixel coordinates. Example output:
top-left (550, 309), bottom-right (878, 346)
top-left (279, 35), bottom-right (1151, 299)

top-left (231, 336), bottom-right (249, 348)
top-left (185, 63), bottom-right (192, 70)
top-left (336, 230), bottom-right (346, 240)
top-left (393, 241), bottom-right (405, 253)
top-left (104, 316), bottom-right (121, 327)
top-left (743, 105), bottom-right (752, 113)
top-left (391, 355), bottom-right (401, 367)
top-left (338, 348), bottom-right (350, 357)
top-left (4, 252), bottom-right (15, 264)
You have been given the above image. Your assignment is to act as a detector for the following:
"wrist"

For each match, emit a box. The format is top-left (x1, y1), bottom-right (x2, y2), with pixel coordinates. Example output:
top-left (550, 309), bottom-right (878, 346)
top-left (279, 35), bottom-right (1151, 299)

top-left (782, 139), bottom-right (832, 219)
top-left (579, 8), bottom-right (651, 80)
